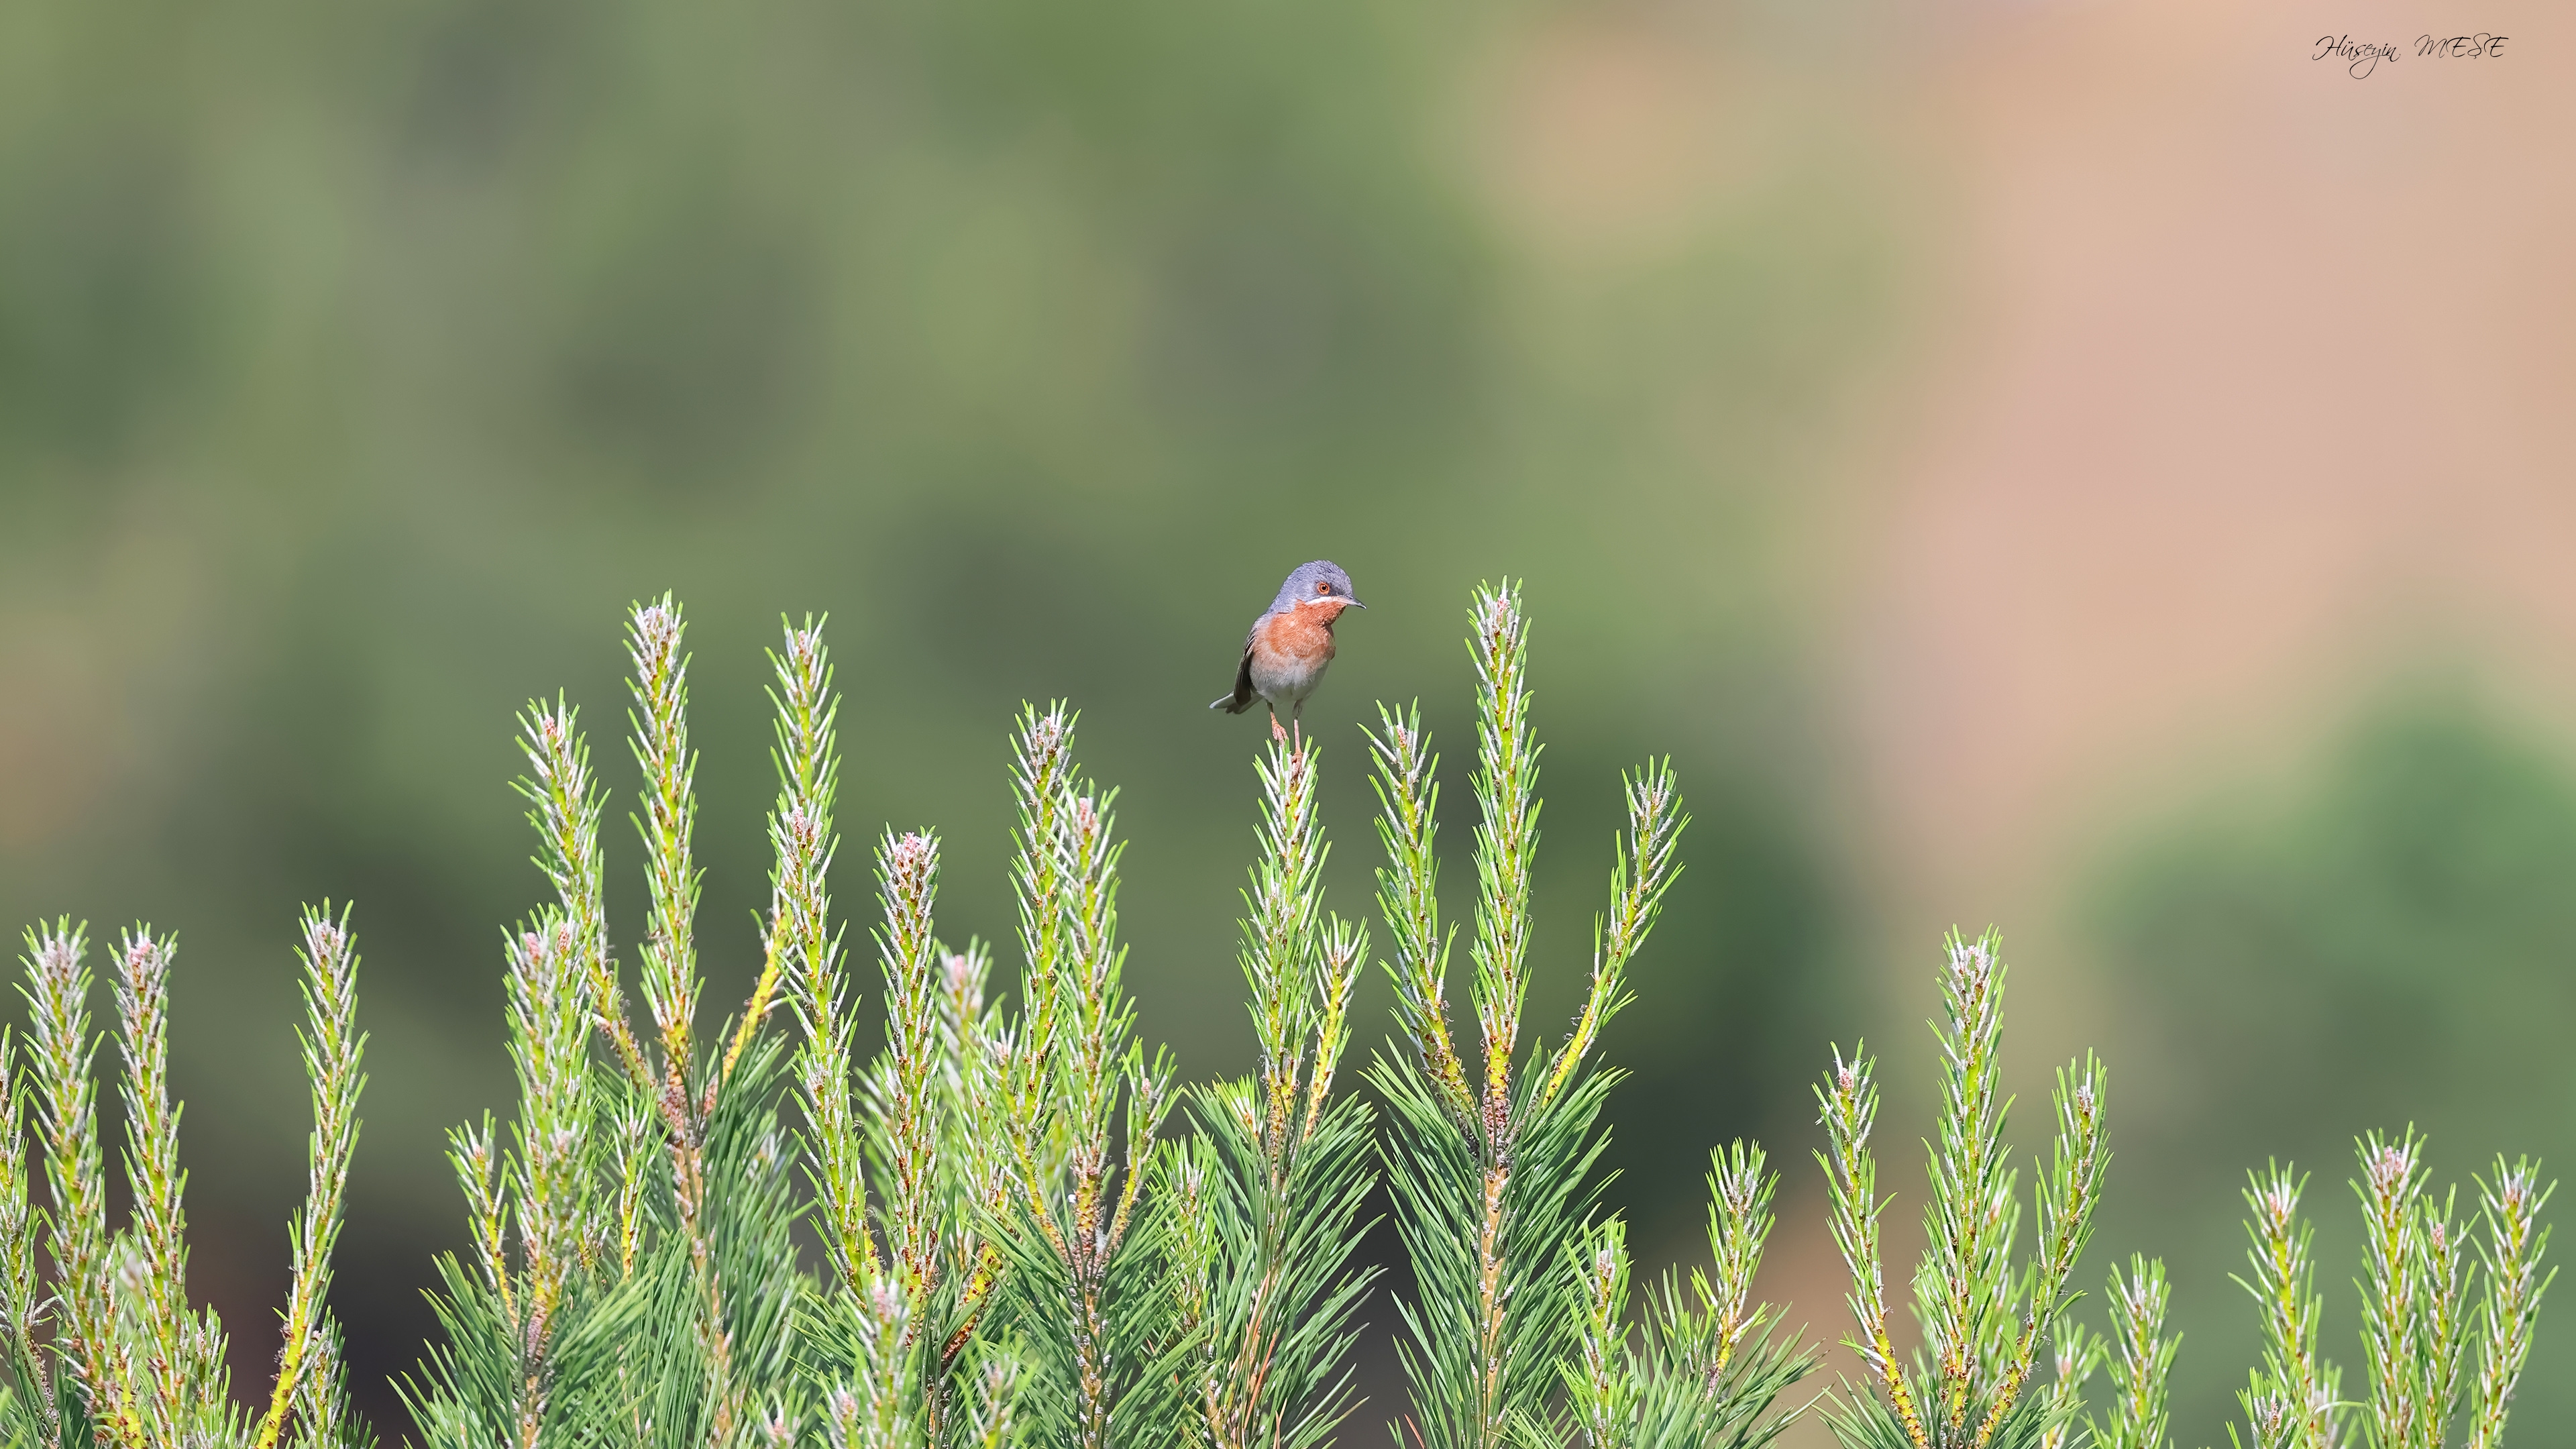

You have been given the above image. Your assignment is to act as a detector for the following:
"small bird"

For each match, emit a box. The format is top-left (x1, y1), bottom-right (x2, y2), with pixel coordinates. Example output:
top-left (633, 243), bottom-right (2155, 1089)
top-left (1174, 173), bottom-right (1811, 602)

top-left (1210, 560), bottom-right (1365, 747)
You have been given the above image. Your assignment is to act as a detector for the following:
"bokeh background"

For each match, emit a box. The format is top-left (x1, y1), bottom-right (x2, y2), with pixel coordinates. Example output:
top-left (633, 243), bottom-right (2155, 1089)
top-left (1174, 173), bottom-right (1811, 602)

top-left (5, 0), bottom-right (2572, 1438)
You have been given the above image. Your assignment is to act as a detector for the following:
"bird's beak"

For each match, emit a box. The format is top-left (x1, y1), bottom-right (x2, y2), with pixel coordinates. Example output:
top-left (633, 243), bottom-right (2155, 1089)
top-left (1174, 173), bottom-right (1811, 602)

top-left (1346, 598), bottom-right (1366, 608)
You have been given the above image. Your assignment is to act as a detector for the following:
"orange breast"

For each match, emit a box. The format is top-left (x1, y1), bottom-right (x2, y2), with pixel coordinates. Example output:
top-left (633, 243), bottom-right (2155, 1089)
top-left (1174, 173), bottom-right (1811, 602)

top-left (1260, 603), bottom-right (1342, 665)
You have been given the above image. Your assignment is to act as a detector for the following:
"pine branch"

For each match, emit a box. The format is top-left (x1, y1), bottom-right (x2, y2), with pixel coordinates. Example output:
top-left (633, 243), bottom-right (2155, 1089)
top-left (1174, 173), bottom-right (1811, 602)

top-left (500, 914), bottom-right (592, 1440)
top-left (1541, 758), bottom-right (1683, 1110)
top-left (2467, 1158), bottom-right (2553, 1449)
top-left (1815, 1044), bottom-right (1925, 1449)
top-left (2088, 1257), bottom-right (2176, 1449)
top-left (2356, 1130), bottom-right (2430, 1449)
top-left (1377, 578), bottom-right (1683, 1449)
top-left (875, 829), bottom-right (947, 1290)
top-left (767, 620), bottom-right (879, 1299)
top-left (1173, 737), bottom-right (1381, 1449)
top-left (0, 1020), bottom-right (58, 1448)
top-left (1464, 584), bottom-right (1539, 1137)
top-left (1976, 1051), bottom-right (2106, 1449)
top-left (255, 906), bottom-right (368, 1449)
top-left (735, 614), bottom-right (838, 1083)
top-left (2231, 1165), bottom-right (2340, 1449)
top-left (23, 921), bottom-right (146, 1448)
top-left (110, 926), bottom-right (205, 1438)
top-left (1368, 702), bottom-right (1473, 1140)
top-left (994, 706), bottom-right (1175, 1449)
top-left (519, 697), bottom-right (639, 1099)
top-left (1817, 934), bottom-right (2101, 1449)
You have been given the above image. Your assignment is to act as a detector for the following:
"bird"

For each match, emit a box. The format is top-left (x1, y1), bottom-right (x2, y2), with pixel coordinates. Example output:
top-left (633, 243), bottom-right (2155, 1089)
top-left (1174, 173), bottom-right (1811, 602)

top-left (1209, 560), bottom-right (1365, 747)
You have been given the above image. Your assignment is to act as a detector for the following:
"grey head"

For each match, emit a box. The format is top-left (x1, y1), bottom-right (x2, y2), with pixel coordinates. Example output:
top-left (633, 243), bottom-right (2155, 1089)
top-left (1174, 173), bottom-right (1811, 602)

top-left (1267, 559), bottom-right (1364, 614)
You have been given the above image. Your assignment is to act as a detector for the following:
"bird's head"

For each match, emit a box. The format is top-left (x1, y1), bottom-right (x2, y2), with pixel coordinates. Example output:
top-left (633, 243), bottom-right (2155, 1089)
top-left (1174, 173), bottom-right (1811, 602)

top-left (1272, 560), bottom-right (1364, 614)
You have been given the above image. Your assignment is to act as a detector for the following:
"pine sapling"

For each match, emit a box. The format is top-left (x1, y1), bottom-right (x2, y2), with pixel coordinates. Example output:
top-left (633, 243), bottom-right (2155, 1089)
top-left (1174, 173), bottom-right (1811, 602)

top-left (1370, 580), bottom-right (1690, 1449)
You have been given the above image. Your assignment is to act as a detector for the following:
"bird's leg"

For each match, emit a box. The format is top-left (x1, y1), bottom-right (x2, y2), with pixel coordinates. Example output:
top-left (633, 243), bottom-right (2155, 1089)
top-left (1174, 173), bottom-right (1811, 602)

top-left (1291, 706), bottom-right (1305, 755)
top-left (1270, 709), bottom-right (1289, 743)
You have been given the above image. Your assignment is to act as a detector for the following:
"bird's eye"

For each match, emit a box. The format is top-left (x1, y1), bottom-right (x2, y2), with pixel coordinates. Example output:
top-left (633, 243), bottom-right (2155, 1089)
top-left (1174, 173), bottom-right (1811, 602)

top-left (1316, 579), bottom-right (1331, 594)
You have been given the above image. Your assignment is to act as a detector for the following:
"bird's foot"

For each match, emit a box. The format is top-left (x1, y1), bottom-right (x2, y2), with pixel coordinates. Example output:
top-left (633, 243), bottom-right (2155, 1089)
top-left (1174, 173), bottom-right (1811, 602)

top-left (1271, 714), bottom-right (1289, 743)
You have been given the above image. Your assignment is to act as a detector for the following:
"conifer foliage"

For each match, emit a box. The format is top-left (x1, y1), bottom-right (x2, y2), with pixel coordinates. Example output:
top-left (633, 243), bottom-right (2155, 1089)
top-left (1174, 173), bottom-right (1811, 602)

top-left (1, 910), bottom-right (371, 1448)
top-left (1365, 582), bottom-right (1813, 1449)
top-left (0, 585), bottom-right (2556, 1448)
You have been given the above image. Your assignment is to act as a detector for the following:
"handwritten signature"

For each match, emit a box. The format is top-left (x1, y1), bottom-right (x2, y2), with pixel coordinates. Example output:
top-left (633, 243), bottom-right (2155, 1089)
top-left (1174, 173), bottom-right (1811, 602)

top-left (2314, 32), bottom-right (2510, 78)
top-left (2315, 35), bottom-right (2400, 77)
top-left (2418, 33), bottom-right (2510, 59)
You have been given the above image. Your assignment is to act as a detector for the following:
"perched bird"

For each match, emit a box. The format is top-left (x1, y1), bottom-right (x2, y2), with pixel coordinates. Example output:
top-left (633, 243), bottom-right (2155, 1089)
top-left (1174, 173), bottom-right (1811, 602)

top-left (1210, 560), bottom-right (1365, 746)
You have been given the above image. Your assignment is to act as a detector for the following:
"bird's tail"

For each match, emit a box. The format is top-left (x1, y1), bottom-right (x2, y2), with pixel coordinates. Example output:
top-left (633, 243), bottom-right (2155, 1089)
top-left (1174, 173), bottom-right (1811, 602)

top-left (1209, 693), bottom-right (1247, 713)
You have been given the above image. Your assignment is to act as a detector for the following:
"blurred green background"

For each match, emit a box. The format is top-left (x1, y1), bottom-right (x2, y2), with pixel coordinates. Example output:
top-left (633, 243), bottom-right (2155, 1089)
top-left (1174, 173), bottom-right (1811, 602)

top-left (5, 0), bottom-right (2572, 1440)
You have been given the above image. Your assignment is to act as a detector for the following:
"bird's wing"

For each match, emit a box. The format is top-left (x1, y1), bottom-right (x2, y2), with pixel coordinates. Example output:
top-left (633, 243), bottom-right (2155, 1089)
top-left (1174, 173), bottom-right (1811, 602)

top-left (1208, 617), bottom-right (1263, 713)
